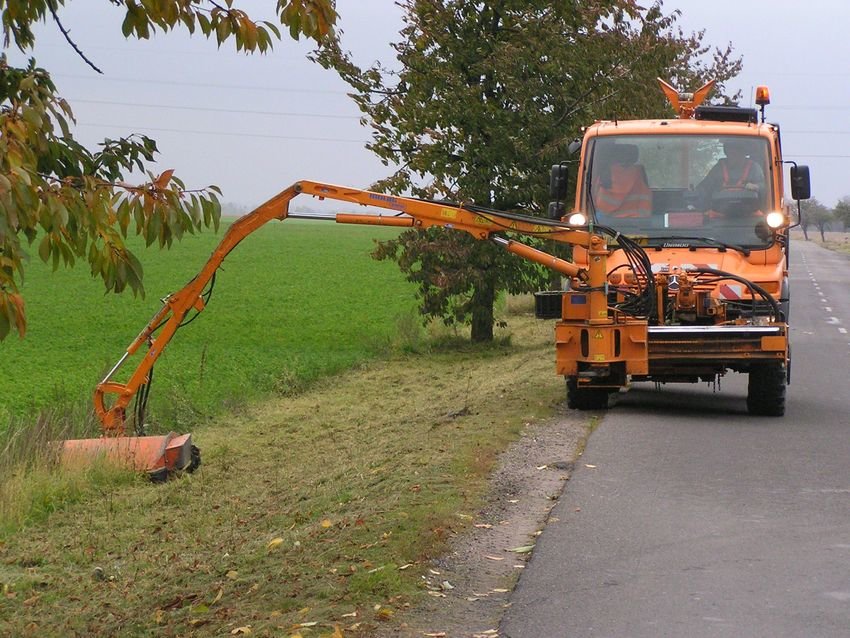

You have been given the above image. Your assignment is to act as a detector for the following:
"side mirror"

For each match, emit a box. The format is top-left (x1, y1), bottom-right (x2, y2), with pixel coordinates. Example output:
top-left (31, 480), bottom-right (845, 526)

top-left (567, 138), bottom-right (582, 155)
top-left (549, 164), bottom-right (569, 200)
top-left (790, 165), bottom-right (811, 200)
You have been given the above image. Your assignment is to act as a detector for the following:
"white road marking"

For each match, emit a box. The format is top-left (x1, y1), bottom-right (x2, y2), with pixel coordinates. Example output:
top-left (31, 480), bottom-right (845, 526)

top-left (827, 317), bottom-right (841, 325)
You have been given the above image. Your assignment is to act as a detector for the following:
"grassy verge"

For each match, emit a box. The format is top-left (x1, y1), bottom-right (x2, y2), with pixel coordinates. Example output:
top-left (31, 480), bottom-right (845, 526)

top-left (815, 233), bottom-right (850, 256)
top-left (0, 410), bottom-right (141, 536)
top-left (0, 301), bottom-right (569, 637)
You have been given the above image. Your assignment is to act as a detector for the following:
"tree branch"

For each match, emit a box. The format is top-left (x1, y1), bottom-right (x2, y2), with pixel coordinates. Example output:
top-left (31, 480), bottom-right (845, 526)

top-left (48, 0), bottom-right (103, 74)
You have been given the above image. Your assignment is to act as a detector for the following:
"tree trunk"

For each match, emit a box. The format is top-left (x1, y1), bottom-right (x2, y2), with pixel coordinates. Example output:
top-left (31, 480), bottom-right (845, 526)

top-left (470, 278), bottom-right (496, 342)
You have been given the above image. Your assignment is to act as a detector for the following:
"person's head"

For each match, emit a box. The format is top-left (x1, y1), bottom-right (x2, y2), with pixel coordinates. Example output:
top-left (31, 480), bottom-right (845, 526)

top-left (722, 139), bottom-right (749, 164)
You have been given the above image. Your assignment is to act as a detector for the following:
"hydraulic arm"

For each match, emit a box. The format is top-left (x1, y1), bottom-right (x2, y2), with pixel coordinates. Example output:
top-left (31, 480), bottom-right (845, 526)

top-left (92, 180), bottom-right (612, 441)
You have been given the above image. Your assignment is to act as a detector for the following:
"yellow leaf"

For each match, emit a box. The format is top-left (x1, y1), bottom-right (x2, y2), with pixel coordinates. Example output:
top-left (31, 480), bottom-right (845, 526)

top-left (153, 169), bottom-right (175, 190)
top-left (267, 537), bottom-right (284, 552)
top-left (226, 570), bottom-right (239, 580)
top-left (231, 627), bottom-right (252, 635)
top-left (321, 519), bottom-right (332, 528)
top-left (212, 588), bottom-right (223, 605)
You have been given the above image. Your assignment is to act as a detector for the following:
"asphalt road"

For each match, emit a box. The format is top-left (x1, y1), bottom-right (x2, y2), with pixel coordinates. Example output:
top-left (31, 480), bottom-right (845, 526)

top-left (501, 239), bottom-right (850, 637)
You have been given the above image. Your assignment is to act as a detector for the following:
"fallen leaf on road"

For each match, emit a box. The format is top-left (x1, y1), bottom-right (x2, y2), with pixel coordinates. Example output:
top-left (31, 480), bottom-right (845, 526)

top-left (509, 545), bottom-right (535, 554)
top-left (484, 555), bottom-right (504, 561)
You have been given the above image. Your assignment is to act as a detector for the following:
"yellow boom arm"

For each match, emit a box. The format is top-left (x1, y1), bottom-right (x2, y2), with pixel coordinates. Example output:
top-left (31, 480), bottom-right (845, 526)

top-left (94, 180), bottom-right (610, 434)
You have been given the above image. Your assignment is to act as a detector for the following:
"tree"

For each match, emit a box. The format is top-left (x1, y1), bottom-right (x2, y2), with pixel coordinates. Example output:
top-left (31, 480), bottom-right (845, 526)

top-left (833, 196), bottom-right (850, 231)
top-left (799, 198), bottom-right (833, 242)
top-left (316, 0), bottom-right (741, 342)
top-left (0, 1), bottom-right (336, 340)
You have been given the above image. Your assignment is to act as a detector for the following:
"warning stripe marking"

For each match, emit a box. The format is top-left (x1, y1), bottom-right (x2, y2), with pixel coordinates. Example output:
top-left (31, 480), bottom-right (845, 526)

top-left (718, 284), bottom-right (743, 300)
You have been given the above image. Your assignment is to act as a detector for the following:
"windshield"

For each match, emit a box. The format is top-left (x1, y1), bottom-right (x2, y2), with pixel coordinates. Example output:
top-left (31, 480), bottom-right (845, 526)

top-left (584, 134), bottom-right (774, 248)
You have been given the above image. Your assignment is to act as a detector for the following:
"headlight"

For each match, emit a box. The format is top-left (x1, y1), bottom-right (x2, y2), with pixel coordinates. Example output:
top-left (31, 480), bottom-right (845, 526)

top-left (567, 212), bottom-right (587, 226)
top-left (765, 211), bottom-right (785, 228)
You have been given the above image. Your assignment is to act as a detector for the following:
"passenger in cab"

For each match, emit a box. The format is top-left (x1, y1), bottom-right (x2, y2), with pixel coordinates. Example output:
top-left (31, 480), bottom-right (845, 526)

top-left (592, 143), bottom-right (652, 220)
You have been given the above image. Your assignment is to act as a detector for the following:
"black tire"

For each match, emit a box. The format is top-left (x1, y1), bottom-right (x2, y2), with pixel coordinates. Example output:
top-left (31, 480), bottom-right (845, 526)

top-left (566, 377), bottom-right (610, 411)
top-left (188, 445), bottom-right (202, 473)
top-left (747, 362), bottom-right (786, 416)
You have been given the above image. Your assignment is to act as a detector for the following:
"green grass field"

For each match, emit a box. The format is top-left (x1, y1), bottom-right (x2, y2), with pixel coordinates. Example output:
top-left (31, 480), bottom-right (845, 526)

top-left (0, 219), bottom-right (416, 429)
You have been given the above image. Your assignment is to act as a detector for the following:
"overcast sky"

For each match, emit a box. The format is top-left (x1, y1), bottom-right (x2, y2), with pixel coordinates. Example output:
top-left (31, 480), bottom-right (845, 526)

top-left (7, 1), bottom-right (849, 208)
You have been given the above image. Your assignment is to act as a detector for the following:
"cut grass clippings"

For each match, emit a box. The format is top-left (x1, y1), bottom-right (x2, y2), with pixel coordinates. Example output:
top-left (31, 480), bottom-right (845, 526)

top-left (0, 307), bottom-right (570, 637)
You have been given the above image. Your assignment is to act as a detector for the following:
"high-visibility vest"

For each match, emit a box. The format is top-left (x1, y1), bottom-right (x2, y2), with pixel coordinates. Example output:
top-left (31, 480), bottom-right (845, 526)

top-left (594, 164), bottom-right (652, 218)
top-left (707, 159), bottom-right (764, 218)
top-left (721, 159), bottom-right (753, 189)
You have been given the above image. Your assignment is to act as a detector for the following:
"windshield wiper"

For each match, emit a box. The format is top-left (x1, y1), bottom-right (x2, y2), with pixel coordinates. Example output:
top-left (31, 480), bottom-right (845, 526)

top-left (648, 235), bottom-right (751, 256)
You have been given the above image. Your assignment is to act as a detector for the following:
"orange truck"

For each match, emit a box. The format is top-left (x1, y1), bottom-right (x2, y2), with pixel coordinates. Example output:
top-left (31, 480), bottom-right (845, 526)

top-left (63, 80), bottom-right (810, 477)
top-left (542, 79), bottom-right (810, 414)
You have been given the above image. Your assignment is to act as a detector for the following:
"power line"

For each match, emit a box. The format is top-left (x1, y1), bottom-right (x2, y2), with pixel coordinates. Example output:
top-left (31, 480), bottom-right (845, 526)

top-left (69, 98), bottom-right (361, 120)
top-left (771, 106), bottom-right (850, 111)
top-left (790, 154), bottom-right (850, 159)
top-left (53, 72), bottom-right (349, 95)
top-left (76, 122), bottom-right (369, 144)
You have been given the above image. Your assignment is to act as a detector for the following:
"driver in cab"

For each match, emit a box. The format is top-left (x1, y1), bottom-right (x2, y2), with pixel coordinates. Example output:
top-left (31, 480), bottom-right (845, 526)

top-left (696, 139), bottom-right (765, 215)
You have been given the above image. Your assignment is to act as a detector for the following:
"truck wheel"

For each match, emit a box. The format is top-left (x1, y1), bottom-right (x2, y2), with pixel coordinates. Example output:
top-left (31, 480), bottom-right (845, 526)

top-left (747, 362), bottom-right (786, 416)
top-left (566, 377), bottom-right (610, 410)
